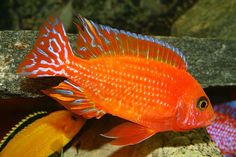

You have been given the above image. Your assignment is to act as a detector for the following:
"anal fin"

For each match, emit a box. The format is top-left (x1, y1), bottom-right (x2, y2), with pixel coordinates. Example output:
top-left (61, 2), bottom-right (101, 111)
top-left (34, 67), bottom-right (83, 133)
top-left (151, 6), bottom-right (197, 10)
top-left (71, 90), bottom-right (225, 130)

top-left (101, 122), bottom-right (156, 146)
top-left (42, 80), bottom-right (105, 119)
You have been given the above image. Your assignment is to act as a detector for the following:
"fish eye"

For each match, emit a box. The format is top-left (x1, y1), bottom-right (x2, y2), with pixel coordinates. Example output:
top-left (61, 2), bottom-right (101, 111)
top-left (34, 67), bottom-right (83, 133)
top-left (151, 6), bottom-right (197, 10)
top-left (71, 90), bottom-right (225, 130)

top-left (196, 96), bottom-right (208, 111)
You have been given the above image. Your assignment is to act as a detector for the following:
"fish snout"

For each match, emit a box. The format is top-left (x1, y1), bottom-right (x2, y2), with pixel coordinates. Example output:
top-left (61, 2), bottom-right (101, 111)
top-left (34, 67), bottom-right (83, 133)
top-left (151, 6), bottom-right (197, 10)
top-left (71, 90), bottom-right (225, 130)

top-left (205, 113), bottom-right (216, 126)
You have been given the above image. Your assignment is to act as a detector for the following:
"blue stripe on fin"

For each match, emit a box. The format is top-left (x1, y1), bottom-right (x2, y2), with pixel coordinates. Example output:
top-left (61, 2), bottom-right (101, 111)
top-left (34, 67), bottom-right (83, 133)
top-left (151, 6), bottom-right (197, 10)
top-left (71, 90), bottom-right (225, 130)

top-left (64, 80), bottom-right (82, 92)
top-left (42, 80), bottom-right (106, 119)
top-left (54, 89), bottom-right (73, 95)
top-left (71, 99), bottom-right (84, 105)
top-left (75, 16), bottom-right (188, 70)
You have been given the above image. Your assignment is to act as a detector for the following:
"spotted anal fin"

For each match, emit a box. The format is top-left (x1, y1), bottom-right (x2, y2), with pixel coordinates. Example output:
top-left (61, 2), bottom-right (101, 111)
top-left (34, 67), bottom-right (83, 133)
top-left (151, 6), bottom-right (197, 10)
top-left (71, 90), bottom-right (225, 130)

top-left (75, 16), bottom-right (188, 70)
top-left (42, 80), bottom-right (105, 119)
top-left (101, 122), bottom-right (156, 146)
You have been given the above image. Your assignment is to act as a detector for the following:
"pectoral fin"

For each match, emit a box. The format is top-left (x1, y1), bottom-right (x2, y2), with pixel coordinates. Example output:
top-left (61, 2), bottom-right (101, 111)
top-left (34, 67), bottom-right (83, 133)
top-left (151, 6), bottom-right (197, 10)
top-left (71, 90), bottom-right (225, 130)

top-left (101, 122), bottom-right (156, 146)
top-left (42, 80), bottom-right (105, 119)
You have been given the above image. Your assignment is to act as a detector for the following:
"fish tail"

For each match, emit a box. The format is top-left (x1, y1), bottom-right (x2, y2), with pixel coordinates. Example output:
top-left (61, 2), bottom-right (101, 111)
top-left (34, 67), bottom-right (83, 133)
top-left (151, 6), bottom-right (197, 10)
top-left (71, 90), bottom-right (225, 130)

top-left (17, 17), bottom-right (74, 78)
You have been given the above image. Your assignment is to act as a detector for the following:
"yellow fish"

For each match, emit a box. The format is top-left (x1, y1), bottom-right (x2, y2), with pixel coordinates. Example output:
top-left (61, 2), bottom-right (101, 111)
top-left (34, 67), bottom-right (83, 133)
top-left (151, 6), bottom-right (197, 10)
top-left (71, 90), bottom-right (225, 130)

top-left (0, 110), bottom-right (85, 157)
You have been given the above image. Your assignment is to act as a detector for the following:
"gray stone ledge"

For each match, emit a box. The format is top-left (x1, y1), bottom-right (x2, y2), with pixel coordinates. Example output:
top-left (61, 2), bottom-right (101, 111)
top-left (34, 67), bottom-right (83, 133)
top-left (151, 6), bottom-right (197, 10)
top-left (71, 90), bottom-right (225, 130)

top-left (0, 31), bottom-right (235, 99)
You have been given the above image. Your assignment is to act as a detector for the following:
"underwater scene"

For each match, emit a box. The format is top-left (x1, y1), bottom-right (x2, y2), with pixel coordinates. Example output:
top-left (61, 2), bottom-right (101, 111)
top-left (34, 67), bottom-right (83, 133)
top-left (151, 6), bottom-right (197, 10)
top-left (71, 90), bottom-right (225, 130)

top-left (0, 0), bottom-right (235, 157)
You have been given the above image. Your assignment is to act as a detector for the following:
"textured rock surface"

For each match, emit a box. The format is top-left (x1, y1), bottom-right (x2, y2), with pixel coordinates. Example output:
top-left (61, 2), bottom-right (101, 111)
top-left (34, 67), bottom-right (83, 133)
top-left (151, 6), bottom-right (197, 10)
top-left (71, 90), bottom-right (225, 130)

top-left (171, 0), bottom-right (236, 40)
top-left (0, 31), bottom-right (236, 99)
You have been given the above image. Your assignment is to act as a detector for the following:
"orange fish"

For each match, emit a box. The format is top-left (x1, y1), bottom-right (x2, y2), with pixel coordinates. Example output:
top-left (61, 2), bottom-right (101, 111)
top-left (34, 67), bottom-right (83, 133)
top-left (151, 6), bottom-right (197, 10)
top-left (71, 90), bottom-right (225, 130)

top-left (17, 16), bottom-right (215, 146)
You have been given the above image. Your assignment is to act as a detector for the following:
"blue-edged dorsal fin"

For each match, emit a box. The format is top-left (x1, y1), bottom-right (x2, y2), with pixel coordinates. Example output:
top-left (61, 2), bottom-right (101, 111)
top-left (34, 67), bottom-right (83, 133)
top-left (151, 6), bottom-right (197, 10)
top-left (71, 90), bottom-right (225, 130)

top-left (75, 16), bottom-right (188, 70)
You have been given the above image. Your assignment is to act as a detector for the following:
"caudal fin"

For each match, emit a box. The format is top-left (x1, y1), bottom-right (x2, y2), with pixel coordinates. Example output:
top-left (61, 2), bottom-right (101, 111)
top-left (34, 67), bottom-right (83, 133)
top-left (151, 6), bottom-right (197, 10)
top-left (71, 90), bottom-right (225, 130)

top-left (17, 17), bottom-right (73, 78)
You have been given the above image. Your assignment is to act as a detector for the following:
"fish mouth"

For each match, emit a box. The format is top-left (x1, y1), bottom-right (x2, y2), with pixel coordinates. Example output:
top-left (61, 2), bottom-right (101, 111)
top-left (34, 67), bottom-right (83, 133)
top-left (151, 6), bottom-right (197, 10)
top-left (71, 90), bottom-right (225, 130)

top-left (205, 114), bottom-right (216, 126)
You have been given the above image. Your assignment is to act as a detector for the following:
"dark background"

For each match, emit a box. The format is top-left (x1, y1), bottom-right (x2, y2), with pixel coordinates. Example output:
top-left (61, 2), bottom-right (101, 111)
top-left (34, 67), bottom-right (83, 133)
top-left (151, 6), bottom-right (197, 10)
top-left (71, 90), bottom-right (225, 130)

top-left (1, 0), bottom-right (236, 39)
top-left (0, 0), bottom-right (197, 35)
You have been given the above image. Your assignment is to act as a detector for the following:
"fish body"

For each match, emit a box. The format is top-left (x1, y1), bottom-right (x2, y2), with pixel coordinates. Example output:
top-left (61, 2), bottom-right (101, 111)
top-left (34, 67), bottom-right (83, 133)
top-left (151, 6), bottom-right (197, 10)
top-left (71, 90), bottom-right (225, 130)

top-left (17, 17), bottom-right (215, 146)
top-left (63, 56), bottom-right (206, 131)
top-left (207, 101), bottom-right (236, 156)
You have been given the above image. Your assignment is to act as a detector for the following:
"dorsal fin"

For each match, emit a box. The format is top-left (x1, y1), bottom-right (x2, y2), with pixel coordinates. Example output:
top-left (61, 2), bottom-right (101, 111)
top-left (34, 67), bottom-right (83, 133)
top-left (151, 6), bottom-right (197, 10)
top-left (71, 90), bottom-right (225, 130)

top-left (74, 16), bottom-right (188, 70)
